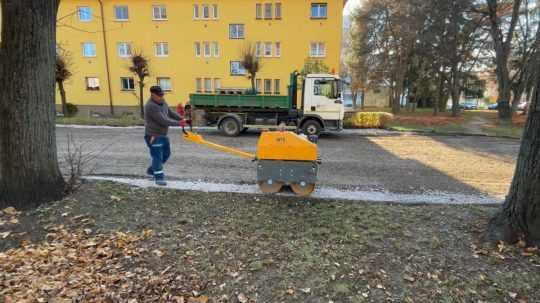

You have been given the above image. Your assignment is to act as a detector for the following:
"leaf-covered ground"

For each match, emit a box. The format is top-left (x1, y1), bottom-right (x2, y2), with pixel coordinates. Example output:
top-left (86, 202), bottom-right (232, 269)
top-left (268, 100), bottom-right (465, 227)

top-left (1, 181), bottom-right (539, 302)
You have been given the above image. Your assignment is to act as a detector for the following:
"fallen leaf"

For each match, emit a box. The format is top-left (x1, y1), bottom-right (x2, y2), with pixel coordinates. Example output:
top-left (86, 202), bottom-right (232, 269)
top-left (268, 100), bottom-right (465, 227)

top-left (300, 288), bottom-right (311, 294)
top-left (286, 288), bottom-right (295, 295)
top-left (110, 195), bottom-right (122, 202)
top-left (0, 231), bottom-right (11, 239)
top-left (188, 296), bottom-right (208, 303)
top-left (526, 246), bottom-right (538, 253)
top-left (9, 218), bottom-right (19, 224)
top-left (2, 207), bottom-right (18, 215)
top-left (237, 293), bottom-right (248, 303)
top-left (141, 229), bottom-right (154, 238)
top-left (509, 292), bottom-right (518, 299)
top-left (403, 274), bottom-right (415, 282)
top-left (498, 242), bottom-right (506, 253)
top-left (153, 249), bottom-right (165, 257)
top-left (172, 297), bottom-right (185, 303)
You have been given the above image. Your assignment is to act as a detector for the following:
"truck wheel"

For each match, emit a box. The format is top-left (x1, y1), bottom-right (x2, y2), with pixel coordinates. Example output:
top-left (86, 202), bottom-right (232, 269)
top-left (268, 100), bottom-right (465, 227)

top-left (302, 120), bottom-right (322, 136)
top-left (220, 117), bottom-right (241, 137)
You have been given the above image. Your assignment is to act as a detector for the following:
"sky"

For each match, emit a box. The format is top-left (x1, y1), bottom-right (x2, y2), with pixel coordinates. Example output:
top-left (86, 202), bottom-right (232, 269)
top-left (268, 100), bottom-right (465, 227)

top-left (343, 0), bottom-right (362, 15)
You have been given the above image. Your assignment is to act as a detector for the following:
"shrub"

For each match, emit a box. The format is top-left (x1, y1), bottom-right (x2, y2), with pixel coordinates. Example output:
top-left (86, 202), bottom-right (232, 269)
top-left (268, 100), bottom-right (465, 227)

top-left (65, 103), bottom-right (78, 117)
top-left (345, 112), bottom-right (394, 129)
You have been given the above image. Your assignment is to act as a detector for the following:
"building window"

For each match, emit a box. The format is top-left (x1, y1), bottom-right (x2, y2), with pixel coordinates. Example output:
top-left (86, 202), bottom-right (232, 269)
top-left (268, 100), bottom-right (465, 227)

top-left (153, 5), bottom-right (167, 20)
top-left (203, 42), bottom-right (211, 57)
top-left (193, 4), bottom-right (199, 19)
top-left (255, 79), bottom-right (262, 93)
top-left (229, 24), bottom-right (245, 39)
top-left (256, 3), bottom-right (262, 19)
top-left (255, 42), bottom-right (262, 57)
top-left (117, 42), bottom-right (132, 58)
top-left (196, 78), bottom-right (203, 92)
top-left (310, 42), bottom-right (326, 57)
top-left (264, 3), bottom-right (272, 19)
top-left (155, 42), bottom-right (169, 57)
top-left (212, 4), bottom-right (219, 19)
top-left (85, 77), bottom-right (100, 91)
top-left (264, 42), bottom-right (272, 57)
top-left (202, 4), bottom-right (210, 19)
top-left (82, 42), bottom-right (96, 57)
top-left (275, 42), bottom-right (281, 57)
top-left (78, 6), bottom-right (92, 22)
top-left (230, 61), bottom-right (247, 75)
top-left (157, 77), bottom-right (172, 91)
top-left (311, 3), bottom-right (327, 19)
top-left (213, 78), bottom-right (221, 92)
top-left (114, 5), bottom-right (129, 21)
top-left (212, 42), bottom-right (220, 57)
top-left (195, 42), bottom-right (201, 57)
top-left (264, 79), bottom-right (272, 94)
top-left (274, 79), bottom-right (281, 94)
top-left (204, 78), bottom-right (212, 93)
top-left (275, 3), bottom-right (282, 19)
top-left (121, 77), bottom-right (135, 91)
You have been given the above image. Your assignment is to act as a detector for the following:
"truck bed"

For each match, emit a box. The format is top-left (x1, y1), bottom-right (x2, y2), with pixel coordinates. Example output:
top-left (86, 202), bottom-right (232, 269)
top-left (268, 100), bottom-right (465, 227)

top-left (190, 94), bottom-right (290, 109)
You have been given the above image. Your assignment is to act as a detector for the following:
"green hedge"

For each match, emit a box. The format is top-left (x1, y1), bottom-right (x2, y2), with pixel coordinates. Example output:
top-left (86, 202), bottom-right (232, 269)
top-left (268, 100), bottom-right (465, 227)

top-left (345, 112), bottom-right (394, 129)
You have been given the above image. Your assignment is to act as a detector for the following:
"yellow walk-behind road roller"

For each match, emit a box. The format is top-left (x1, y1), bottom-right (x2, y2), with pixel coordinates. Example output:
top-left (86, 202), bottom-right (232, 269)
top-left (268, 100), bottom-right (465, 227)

top-left (183, 130), bottom-right (319, 196)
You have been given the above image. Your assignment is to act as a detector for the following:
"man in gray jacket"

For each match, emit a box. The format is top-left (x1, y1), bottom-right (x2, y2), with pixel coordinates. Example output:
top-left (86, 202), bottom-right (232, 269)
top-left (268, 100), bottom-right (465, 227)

top-left (144, 86), bottom-right (182, 186)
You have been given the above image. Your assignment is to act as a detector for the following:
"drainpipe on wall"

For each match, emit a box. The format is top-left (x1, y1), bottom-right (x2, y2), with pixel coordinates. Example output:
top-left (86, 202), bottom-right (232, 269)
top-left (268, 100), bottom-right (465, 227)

top-left (98, 0), bottom-right (115, 115)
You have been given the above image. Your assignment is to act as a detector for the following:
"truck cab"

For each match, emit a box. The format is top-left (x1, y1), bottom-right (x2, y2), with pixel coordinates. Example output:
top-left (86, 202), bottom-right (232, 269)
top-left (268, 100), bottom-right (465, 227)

top-left (299, 74), bottom-right (345, 135)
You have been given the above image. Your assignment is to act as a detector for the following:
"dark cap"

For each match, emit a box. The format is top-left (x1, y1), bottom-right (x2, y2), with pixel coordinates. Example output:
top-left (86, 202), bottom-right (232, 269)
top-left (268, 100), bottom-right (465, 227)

top-left (150, 86), bottom-right (164, 96)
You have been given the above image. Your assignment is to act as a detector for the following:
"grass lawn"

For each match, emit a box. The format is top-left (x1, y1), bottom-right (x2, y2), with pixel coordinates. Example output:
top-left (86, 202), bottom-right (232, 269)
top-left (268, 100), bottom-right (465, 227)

top-left (1, 181), bottom-right (539, 302)
top-left (383, 109), bottom-right (525, 138)
top-left (56, 115), bottom-right (144, 127)
top-left (462, 111), bottom-right (525, 139)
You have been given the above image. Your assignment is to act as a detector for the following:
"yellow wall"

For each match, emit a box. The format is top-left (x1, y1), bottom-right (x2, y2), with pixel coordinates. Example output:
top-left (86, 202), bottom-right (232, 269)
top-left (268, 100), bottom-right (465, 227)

top-left (53, 0), bottom-right (345, 108)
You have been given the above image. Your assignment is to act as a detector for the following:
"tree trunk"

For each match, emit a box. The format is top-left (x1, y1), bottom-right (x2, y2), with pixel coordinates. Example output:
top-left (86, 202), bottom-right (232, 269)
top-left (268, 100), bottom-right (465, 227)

top-left (486, 0), bottom-right (521, 121)
top-left (0, 0), bottom-right (65, 209)
top-left (392, 88), bottom-right (401, 114)
top-left (487, 64), bottom-right (540, 245)
top-left (497, 87), bottom-right (512, 120)
top-left (139, 79), bottom-right (145, 119)
top-left (511, 87), bottom-right (525, 114)
top-left (251, 74), bottom-right (256, 93)
top-left (352, 91), bottom-right (357, 110)
top-left (58, 80), bottom-right (67, 115)
top-left (433, 97), bottom-right (439, 116)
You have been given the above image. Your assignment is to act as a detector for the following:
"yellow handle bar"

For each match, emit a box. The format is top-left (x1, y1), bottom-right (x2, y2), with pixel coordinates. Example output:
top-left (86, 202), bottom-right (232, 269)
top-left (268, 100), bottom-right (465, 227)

top-left (183, 131), bottom-right (255, 160)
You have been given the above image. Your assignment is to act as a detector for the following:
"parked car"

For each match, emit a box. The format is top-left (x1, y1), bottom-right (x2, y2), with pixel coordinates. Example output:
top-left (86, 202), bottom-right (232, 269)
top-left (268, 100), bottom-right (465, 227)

top-left (460, 100), bottom-right (478, 110)
top-left (488, 103), bottom-right (498, 110)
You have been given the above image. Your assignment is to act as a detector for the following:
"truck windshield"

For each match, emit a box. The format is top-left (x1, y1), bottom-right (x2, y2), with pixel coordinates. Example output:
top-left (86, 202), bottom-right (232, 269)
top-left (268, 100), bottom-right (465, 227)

top-left (314, 79), bottom-right (340, 99)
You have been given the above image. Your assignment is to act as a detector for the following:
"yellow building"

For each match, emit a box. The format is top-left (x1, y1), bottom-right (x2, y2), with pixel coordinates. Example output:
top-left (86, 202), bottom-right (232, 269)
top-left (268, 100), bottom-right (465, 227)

top-left (51, 0), bottom-right (346, 114)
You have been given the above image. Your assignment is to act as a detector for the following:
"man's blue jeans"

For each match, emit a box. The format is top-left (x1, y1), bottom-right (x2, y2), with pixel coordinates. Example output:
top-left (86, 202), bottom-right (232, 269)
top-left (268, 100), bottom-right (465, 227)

top-left (144, 135), bottom-right (171, 181)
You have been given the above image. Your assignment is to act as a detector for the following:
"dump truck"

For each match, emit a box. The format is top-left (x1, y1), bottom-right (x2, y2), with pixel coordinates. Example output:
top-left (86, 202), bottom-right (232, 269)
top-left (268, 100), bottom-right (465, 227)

top-left (188, 72), bottom-right (345, 136)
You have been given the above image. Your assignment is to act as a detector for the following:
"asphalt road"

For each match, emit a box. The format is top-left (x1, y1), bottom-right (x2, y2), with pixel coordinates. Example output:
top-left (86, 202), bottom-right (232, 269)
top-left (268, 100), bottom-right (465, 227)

top-left (56, 126), bottom-right (520, 199)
